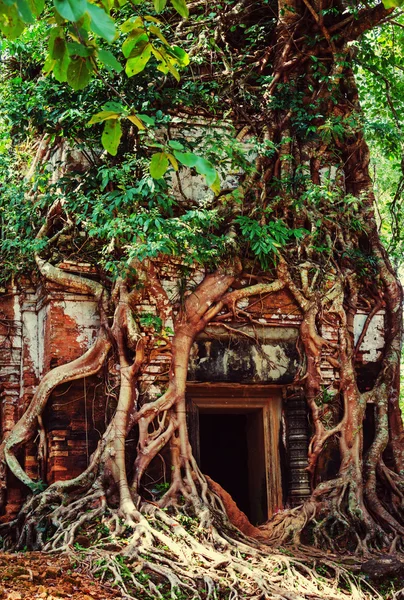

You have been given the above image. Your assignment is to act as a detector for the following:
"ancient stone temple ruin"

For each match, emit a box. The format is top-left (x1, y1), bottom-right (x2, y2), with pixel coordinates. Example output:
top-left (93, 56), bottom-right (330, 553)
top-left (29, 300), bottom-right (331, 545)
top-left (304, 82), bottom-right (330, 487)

top-left (0, 262), bottom-right (385, 526)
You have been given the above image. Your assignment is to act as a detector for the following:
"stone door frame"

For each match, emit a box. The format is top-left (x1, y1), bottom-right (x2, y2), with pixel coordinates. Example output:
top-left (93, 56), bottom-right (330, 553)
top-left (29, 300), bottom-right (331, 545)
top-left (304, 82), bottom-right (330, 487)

top-left (186, 383), bottom-right (283, 520)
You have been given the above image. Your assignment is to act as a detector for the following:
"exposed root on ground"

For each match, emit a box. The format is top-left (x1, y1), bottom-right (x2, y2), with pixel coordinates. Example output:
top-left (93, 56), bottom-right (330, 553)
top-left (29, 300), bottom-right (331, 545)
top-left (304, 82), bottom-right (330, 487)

top-left (1, 491), bottom-right (380, 600)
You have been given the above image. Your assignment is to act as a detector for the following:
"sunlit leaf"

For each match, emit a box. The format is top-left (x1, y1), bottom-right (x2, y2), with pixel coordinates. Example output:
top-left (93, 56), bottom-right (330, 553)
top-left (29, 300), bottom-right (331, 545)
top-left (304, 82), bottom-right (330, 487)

top-left (122, 31), bottom-right (148, 58)
top-left (149, 24), bottom-right (169, 45)
top-left (125, 43), bottom-right (152, 76)
top-left (88, 110), bottom-right (121, 125)
top-left (121, 16), bottom-right (143, 33)
top-left (170, 45), bottom-right (189, 66)
top-left (0, 4), bottom-right (25, 39)
top-left (127, 114), bottom-right (146, 129)
top-left (210, 172), bottom-right (221, 195)
top-left (167, 153), bottom-right (178, 170)
top-left (170, 0), bottom-right (188, 18)
top-left (153, 0), bottom-right (167, 12)
top-left (101, 118), bottom-right (122, 155)
top-left (150, 152), bottom-right (169, 178)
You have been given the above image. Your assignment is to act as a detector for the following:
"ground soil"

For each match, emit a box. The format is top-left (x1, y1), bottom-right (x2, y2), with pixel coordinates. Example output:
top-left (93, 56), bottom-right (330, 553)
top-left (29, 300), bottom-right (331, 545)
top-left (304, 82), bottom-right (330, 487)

top-left (0, 552), bottom-right (122, 600)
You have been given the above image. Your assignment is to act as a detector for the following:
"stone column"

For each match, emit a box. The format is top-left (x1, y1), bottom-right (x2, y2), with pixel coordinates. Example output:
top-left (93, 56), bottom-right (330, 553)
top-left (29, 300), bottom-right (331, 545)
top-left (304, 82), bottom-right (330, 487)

top-left (286, 389), bottom-right (311, 506)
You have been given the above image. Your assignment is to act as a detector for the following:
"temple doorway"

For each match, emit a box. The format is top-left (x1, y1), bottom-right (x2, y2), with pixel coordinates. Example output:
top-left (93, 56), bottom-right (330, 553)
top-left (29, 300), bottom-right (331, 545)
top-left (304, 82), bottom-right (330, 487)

top-left (186, 384), bottom-right (283, 525)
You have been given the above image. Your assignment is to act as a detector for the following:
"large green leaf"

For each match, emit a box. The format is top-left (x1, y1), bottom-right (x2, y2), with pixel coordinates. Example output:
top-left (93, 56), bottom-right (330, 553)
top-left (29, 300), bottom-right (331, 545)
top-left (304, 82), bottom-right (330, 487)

top-left (48, 26), bottom-right (63, 56)
top-left (86, 2), bottom-right (116, 42)
top-left (150, 152), bottom-right (169, 179)
top-left (97, 48), bottom-right (122, 72)
top-left (153, 0), bottom-right (167, 11)
top-left (168, 140), bottom-right (185, 151)
top-left (16, 0), bottom-right (34, 23)
top-left (67, 57), bottom-right (92, 89)
top-left (0, 2), bottom-right (25, 39)
top-left (53, 0), bottom-right (87, 21)
top-left (53, 47), bottom-right (70, 82)
top-left (170, 0), bottom-right (188, 18)
top-left (125, 43), bottom-right (152, 76)
top-left (152, 46), bottom-right (180, 81)
top-left (210, 172), bottom-right (221, 195)
top-left (194, 156), bottom-right (216, 185)
top-left (101, 118), bottom-right (122, 155)
top-left (173, 151), bottom-right (198, 168)
top-left (28, 0), bottom-right (44, 17)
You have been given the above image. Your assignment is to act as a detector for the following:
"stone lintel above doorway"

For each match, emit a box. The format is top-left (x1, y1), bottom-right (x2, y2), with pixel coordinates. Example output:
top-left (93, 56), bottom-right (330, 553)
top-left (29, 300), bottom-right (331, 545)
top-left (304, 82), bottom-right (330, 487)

top-left (188, 324), bottom-right (299, 384)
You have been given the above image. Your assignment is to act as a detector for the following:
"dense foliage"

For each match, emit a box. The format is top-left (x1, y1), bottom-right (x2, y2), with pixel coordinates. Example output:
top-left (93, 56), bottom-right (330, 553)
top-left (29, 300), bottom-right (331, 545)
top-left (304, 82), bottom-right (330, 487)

top-left (0, 1), bottom-right (404, 284)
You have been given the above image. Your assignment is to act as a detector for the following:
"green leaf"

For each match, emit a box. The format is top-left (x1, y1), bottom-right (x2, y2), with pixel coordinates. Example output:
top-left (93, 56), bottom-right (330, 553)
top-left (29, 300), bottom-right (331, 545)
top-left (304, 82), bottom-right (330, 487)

top-left (97, 48), bottom-right (122, 72)
top-left (138, 113), bottom-right (155, 126)
top-left (86, 2), bottom-right (116, 41)
top-left (125, 43), bottom-right (151, 76)
top-left (157, 59), bottom-right (180, 81)
top-left (170, 0), bottom-right (188, 18)
top-left (53, 0), bottom-right (87, 21)
top-left (194, 156), bottom-right (216, 185)
top-left (88, 110), bottom-right (121, 124)
top-left (29, 0), bottom-right (44, 17)
top-left (0, 3), bottom-right (25, 39)
top-left (67, 57), bottom-right (92, 89)
top-left (101, 118), bottom-right (122, 155)
top-left (152, 46), bottom-right (180, 81)
top-left (150, 152), bottom-right (169, 178)
top-left (121, 16), bottom-right (143, 33)
top-left (48, 26), bottom-right (63, 55)
top-left (67, 41), bottom-right (93, 57)
top-left (173, 151), bottom-right (198, 167)
top-left (122, 30), bottom-right (148, 58)
top-left (153, 0), bottom-right (167, 11)
top-left (52, 36), bottom-right (67, 60)
top-left (169, 45), bottom-right (189, 66)
top-left (168, 140), bottom-right (184, 150)
top-left (53, 48), bottom-right (70, 82)
top-left (16, 0), bottom-right (34, 23)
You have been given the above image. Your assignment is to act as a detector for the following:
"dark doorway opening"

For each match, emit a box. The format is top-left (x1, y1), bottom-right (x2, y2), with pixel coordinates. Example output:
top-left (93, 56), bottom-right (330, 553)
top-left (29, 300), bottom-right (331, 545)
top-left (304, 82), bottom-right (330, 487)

top-left (199, 413), bottom-right (250, 516)
top-left (198, 410), bottom-right (267, 525)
